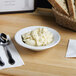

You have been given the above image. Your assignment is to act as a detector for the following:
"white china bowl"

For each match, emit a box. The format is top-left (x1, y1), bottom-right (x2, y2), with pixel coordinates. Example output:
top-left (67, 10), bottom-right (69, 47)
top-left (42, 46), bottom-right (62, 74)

top-left (15, 26), bottom-right (61, 51)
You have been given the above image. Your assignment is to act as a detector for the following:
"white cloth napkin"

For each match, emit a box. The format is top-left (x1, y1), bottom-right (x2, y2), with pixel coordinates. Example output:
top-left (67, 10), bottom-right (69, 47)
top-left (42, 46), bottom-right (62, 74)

top-left (66, 39), bottom-right (76, 57)
top-left (0, 35), bottom-right (24, 70)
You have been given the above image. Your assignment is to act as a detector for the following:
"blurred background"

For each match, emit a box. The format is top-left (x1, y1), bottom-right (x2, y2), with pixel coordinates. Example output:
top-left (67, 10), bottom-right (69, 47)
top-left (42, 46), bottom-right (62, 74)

top-left (35, 0), bottom-right (52, 9)
top-left (0, 0), bottom-right (52, 13)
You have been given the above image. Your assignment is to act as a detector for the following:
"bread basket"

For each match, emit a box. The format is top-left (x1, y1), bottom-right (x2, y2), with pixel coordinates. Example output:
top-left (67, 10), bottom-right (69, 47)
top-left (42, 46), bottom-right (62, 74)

top-left (52, 8), bottom-right (76, 31)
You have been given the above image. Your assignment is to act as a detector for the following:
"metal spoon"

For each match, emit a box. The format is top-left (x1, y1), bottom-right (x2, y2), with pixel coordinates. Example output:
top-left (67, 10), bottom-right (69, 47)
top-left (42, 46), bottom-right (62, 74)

top-left (0, 33), bottom-right (15, 65)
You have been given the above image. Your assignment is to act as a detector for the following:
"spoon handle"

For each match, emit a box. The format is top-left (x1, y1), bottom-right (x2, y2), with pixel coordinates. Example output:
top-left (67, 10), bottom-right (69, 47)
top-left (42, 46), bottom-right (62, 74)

top-left (5, 46), bottom-right (15, 65)
top-left (6, 49), bottom-right (15, 65)
top-left (0, 57), bottom-right (5, 66)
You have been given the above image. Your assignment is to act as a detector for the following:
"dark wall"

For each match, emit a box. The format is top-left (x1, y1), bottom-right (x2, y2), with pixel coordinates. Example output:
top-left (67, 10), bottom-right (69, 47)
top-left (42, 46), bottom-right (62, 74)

top-left (35, 0), bottom-right (52, 8)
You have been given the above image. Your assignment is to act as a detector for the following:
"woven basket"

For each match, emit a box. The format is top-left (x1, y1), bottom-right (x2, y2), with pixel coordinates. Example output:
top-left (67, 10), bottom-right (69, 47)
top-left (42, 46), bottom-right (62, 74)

top-left (52, 8), bottom-right (76, 31)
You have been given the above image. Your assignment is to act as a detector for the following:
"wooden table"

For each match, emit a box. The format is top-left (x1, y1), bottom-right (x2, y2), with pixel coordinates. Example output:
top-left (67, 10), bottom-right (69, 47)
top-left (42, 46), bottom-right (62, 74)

top-left (0, 8), bottom-right (76, 76)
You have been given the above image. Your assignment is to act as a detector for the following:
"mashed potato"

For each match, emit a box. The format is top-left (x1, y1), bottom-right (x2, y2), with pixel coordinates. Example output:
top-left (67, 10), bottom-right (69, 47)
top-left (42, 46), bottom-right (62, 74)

top-left (22, 28), bottom-right (53, 46)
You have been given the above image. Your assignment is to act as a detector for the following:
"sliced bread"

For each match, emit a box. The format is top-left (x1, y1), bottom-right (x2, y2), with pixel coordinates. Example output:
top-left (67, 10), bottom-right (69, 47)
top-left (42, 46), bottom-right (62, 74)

top-left (48, 0), bottom-right (69, 15)
top-left (67, 0), bottom-right (76, 19)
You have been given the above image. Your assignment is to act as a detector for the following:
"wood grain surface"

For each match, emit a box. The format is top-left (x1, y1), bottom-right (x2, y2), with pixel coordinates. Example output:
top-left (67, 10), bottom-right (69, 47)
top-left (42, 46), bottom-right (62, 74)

top-left (0, 8), bottom-right (76, 76)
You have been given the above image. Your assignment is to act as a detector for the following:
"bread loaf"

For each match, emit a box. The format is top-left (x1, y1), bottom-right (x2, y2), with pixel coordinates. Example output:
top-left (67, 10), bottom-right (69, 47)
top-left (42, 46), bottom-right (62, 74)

top-left (67, 0), bottom-right (76, 19)
top-left (48, 0), bottom-right (69, 15)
